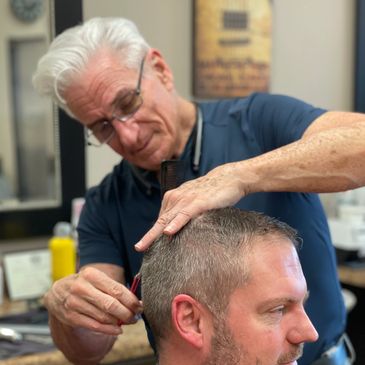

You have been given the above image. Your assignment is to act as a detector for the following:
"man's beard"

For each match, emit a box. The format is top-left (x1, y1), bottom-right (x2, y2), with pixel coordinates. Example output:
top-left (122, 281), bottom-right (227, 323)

top-left (204, 320), bottom-right (244, 365)
top-left (204, 320), bottom-right (303, 365)
top-left (277, 344), bottom-right (303, 364)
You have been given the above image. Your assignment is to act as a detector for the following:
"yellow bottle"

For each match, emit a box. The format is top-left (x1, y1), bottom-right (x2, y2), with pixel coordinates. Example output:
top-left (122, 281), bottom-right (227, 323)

top-left (49, 222), bottom-right (76, 282)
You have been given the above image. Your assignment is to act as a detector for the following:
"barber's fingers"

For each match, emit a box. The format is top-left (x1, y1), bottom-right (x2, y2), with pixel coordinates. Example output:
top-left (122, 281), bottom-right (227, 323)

top-left (47, 269), bottom-right (142, 334)
top-left (45, 277), bottom-right (117, 332)
top-left (134, 222), bottom-right (165, 252)
top-left (75, 268), bottom-right (143, 317)
top-left (61, 295), bottom-right (122, 335)
top-left (64, 293), bottom-right (117, 325)
top-left (135, 179), bottom-right (217, 252)
top-left (135, 209), bottom-right (192, 251)
top-left (64, 309), bottom-right (124, 336)
top-left (65, 285), bottom-right (138, 326)
top-left (135, 186), bottom-right (207, 251)
top-left (135, 166), bottom-right (246, 251)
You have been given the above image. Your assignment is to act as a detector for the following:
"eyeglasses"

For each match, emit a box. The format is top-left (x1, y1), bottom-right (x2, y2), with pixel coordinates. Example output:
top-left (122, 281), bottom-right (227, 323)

top-left (85, 57), bottom-right (145, 147)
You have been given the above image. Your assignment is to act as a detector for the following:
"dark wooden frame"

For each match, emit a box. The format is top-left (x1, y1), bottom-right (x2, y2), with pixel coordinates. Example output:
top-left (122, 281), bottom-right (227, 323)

top-left (355, 0), bottom-right (365, 112)
top-left (0, 0), bottom-right (85, 240)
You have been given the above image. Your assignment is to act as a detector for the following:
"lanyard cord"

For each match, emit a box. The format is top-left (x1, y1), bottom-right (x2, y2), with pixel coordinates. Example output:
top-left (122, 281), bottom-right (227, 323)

top-left (192, 106), bottom-right (203, 172)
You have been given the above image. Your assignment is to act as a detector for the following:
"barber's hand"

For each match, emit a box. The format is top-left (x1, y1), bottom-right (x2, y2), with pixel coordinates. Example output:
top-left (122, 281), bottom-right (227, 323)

top-left (135, 162), bottom-right (246, 251)
top-left (44, 267), bottom-right (143, 336)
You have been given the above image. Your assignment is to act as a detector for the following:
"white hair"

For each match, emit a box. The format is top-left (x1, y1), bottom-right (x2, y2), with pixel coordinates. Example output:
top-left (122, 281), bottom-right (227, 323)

top-left (32, 17), bottom-right (150, 116)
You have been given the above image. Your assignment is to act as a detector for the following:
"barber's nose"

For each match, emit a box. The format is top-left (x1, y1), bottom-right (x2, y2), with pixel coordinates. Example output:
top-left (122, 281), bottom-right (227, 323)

top-left (111, 117), bottom-right (140, 147)
top-left (288, 310), bottom-right (319, 345)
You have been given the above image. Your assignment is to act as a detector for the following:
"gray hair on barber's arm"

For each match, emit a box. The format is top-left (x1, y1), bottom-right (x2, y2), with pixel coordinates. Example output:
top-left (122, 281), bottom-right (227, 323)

top-left (141, 207), bottom-right (299, 349)
top-left (32, 17), bottom-right (150, 116)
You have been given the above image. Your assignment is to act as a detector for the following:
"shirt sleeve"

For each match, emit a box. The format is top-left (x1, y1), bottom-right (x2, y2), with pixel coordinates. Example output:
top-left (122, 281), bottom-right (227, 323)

top-left (246, 93), bottom-right (327, 153)
top-left (77, 178), bottom-right (124, 268)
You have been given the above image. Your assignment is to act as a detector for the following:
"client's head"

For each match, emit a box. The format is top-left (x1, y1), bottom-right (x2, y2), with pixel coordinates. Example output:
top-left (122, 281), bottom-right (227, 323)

top-left (141, 207), bottom-right (318, 365)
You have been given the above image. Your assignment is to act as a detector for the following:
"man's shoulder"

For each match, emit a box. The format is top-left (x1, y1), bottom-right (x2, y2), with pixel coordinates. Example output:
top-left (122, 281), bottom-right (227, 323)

top-left (198, 97), bottom-right (248, 127)
top-left (198, 93), bottom-right (276, 121)
top-left (199, 93), bottom-right (316, 112)
top-left (199, 96), bottom-right (250, 114)
top-left (199, 92), bottom-right (325, 130)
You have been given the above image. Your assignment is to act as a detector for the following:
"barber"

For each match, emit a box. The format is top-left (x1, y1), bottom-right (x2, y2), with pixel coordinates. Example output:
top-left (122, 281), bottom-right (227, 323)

top-left (33, 17), bottom-right (364, 365)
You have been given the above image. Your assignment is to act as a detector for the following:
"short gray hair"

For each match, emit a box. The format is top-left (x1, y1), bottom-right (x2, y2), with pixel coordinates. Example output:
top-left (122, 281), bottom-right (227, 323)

top-left (32, 17), bottom-right (150, 116)
top-left (141, 207), bottom-right (299, 347)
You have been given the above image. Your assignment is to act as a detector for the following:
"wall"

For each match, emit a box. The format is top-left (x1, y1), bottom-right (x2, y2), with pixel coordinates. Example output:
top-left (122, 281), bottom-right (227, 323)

top-left (83, 0), bottom-right (355, 187)
top-left (271, 0), bottom-right (355, 110)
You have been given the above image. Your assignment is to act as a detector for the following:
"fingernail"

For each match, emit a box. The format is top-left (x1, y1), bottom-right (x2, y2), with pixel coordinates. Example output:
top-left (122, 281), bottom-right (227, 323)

top-left (134, 241), bottom-right (142, 250)
top-left (126, 317), bottom-right (138, 324)
top-left (134, 313), bottom-right (142, 321)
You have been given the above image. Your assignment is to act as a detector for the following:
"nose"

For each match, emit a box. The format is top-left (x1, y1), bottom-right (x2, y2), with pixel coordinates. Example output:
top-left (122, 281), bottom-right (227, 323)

top-left (287, 309), bottom-right (319, 345)
top-left (111, 117), bottom-right (140, 148)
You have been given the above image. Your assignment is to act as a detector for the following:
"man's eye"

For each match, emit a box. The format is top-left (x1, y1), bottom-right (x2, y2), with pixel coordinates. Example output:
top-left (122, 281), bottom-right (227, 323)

top-left (92, 121), bottom-right (112, 140)
top-left (93, 121), bottom-right (108, 133)
top-left (270, 306), bottom-right (285, 315)
top-left (115, 92), bottom-right (138, 115)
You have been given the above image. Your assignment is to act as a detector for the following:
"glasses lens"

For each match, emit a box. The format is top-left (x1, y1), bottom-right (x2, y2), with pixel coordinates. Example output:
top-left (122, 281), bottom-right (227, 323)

top-left (113, 91), bottom-right (143, 121)
top-left (88, 121), bottom-right (114, 145)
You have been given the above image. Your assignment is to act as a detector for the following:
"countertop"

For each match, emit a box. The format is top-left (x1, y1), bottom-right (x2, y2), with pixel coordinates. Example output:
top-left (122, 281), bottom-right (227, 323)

top-left (338, 264), bottom-right (365, 288)
top-left (0, 320), bottom-right (154, 365)
top-left (0, 298), bottom-right (154, 365)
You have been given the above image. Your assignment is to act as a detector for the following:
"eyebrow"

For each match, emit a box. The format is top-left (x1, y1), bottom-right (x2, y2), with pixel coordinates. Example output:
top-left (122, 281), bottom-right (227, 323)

top-left (258, 291), bottom-right (310, 311)
top-left (85, 88), bottom-right (134, 130)
top-left (87, 118), bottom-right (107, 130)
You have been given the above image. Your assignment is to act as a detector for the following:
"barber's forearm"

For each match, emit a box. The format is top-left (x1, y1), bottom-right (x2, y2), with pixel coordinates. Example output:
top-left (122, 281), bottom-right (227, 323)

top-left (135, 113), bottom-right (365, 251)
top-left (242, 121), bottom-right (365, 195)
top-left (48, 313), bottom-right (117, 365)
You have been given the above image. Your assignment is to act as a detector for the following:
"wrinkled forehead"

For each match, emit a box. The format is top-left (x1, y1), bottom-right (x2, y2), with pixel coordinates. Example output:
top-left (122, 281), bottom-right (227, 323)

top-left (64, 54), bottom-right (139, 102)
top-left (81, 50), bottom-right (135, 82)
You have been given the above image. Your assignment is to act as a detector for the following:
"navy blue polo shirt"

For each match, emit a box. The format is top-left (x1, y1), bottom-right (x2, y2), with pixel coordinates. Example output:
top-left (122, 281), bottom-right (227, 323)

top-left (78, 93), bottom-right (346, 365)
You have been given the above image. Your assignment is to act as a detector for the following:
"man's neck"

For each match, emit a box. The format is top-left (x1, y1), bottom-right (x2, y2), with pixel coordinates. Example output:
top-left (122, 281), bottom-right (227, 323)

top-left (158, 342), bottom-right (203, 365)
top-left (159, 353), bottom-right (201, 365)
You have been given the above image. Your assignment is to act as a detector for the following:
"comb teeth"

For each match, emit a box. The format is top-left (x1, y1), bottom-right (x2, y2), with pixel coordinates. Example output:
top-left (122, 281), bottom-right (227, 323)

top-left (160, 160), bottom-right (185, 197)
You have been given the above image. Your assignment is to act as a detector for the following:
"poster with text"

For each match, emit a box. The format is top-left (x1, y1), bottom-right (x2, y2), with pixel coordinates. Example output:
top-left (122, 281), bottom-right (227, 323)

top-left (193, 0), bottom-right (272, 98)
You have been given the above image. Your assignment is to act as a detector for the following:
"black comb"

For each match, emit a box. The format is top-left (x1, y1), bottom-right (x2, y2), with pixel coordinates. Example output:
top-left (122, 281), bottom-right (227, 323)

top-left (160, 160), bottom-right (185, 197)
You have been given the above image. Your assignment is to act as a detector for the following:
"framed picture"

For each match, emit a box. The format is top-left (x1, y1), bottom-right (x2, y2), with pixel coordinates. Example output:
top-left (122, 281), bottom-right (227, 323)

top-left (355, 0), bottom-right (365, 112)
top-left (193, 0), bottom-right (272, 99)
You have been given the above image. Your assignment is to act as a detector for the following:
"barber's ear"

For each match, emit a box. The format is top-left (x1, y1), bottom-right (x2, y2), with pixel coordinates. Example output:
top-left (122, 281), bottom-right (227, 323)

top-left (146, 48), bottom-right (174, 90)
top-left (171, 294), bottom-right (212, 349)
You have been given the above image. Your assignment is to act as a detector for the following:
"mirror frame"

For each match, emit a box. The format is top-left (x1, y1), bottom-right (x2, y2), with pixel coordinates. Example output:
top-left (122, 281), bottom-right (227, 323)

top-left (355, 0), bottom-right (365, 112)
top-left (0, 0), bottom-right (85, 240)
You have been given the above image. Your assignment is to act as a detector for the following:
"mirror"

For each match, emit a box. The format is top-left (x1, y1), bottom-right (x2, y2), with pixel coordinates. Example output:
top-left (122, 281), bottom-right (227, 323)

top-left (355, 0), bottom-right (365, 113)
top-left (0, 0), bottom-right (85, 239)
top-left (0, 0), bottom-right (57, 209)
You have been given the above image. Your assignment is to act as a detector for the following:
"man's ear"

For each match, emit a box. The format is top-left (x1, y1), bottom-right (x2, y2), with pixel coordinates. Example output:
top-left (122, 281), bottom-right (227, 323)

top-left (171, 294), bottom-right (212, 349)
top-left (145, 48), bottom-right (174, 90)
